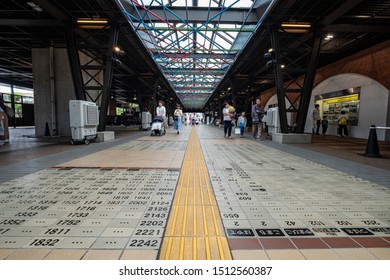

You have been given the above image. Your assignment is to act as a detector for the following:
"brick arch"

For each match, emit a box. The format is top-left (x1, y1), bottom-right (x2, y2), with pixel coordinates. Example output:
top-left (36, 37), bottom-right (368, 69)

top-left (313, 73), bottom-right (388, 93)
top-left (259, 40), bottom-right (390, 106)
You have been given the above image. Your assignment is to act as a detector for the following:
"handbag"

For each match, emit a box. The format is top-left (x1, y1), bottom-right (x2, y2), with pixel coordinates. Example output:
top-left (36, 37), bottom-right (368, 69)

top-left (234, 127), bottom-right (241, 135)
top-left (252, 115), bottom-right (260, 124)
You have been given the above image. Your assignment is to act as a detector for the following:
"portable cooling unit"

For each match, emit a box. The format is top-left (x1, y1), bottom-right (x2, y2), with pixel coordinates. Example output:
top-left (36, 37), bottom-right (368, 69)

top-left (141, 111), bottom-right (152, 130)
top-left (69, 100), bottom-right (99, 145)
top-left (266, 107), bottom-right (292, 135)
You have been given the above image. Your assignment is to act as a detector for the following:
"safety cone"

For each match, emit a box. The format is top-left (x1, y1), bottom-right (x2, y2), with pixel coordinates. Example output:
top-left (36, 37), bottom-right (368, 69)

top-left (358, 125), bottom-right (383, 158)
top-left (44, 122), bottom-right (51, 137)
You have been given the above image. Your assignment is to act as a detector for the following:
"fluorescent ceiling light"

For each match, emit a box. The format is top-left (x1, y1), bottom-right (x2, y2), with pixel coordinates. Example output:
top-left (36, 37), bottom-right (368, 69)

top-left (281, 23), bottom-right (311, 28)
top-left (77, 19), bottom-right (108, 24)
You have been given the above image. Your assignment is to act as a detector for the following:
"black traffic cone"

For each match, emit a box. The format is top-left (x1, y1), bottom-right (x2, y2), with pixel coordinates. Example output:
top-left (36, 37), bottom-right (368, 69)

top-left (360, 125), bottom-right (381, 158)
top-left (44, 122), bottom-right (51, 137)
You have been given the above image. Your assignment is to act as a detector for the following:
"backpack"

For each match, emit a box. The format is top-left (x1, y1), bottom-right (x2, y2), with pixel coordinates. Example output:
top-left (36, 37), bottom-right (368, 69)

top-left (339, 116), bottom-right (347, 125)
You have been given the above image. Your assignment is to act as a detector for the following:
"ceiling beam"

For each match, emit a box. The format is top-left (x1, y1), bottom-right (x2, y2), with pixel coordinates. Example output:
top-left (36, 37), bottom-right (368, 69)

top-left (320, 0), bottom-right (364, 26)
top-left (120, 3), bottom-right (258, 24)
top-left (0, 19), bottom-right (63, 26)
top-left (324, 24), bottom-right (390, 33)
top-left (154, 53), bottom-right (235, 60)
top-left (33, 0), bottom-right (69, 21)
top-left (0, 78), bottom-right (32, 88)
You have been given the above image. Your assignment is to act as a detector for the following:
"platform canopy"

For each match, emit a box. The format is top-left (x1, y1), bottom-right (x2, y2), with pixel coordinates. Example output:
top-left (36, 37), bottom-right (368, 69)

top-left (116, 0), bottom-right (271, 109)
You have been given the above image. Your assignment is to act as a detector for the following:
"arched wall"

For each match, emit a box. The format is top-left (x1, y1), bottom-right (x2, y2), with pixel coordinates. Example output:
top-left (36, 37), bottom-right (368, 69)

top-left (304, 73), bottom-right (389, 141)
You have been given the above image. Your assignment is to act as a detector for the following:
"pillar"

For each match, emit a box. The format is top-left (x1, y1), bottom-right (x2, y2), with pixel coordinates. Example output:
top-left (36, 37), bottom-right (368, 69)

top-left (32, 47), bottom-right (76, 137)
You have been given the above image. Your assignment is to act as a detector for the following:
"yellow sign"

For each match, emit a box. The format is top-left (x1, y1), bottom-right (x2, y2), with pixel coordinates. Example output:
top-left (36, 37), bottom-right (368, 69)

top-left (325, 94), bottom-right (359, 104)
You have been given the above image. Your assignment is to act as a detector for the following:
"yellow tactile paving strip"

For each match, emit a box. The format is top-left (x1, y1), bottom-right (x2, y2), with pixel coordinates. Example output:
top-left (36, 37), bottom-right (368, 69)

top-left (159, 127), bottom-right (232, 260)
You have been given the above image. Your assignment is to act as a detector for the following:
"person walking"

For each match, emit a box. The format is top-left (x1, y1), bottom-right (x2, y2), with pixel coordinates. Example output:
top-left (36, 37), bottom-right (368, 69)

top-left (237, 112), bottom-right (247, 138)
top-left (337, 110), bottom-right (349, 137)
top-left (173, 105), bottom-right (183, 134)
top-left (321, 116), bottom-right (329, 136)
top-left (251, 98), bottom-right (265, 140)
top-left (312, 104), bottom-right (321, 134)
top-left (156, 100), bottom-right (167, 131)
top-left (223, 101), bottom-right (235, 138)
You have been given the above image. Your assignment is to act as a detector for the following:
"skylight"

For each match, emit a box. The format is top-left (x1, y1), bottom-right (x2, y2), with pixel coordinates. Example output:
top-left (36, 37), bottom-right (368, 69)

top-left (116, 0), bottom-right (268, 109)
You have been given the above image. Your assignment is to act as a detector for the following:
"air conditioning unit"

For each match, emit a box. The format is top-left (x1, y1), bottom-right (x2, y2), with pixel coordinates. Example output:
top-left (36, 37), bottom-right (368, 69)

top-left (69, 100), bottom-right (99, 145)
top-left (141, 111), bottom-right (152, 130)
top-left (265, 107), bottom-right (292, 135)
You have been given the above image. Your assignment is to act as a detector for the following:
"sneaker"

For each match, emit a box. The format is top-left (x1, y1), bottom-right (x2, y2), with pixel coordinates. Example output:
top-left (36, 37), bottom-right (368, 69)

top-left (224, 134), bottom-right (227, 138)
top-left (228, 136), bottom-right (232, 139)
top-left (177, 131), bottom-right (179, 134)
top-left (3, 139), bottom-right (9, 143)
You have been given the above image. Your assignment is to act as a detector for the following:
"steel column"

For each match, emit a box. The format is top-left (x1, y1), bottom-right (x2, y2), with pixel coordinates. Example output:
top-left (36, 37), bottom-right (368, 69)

top-left (64, 24), bottom-right (86, 101)
top-left (98, 25), bottom-right (119, 131)
top-left (295, 33), bottom-right (322, 133)
top-left (152, 76), bottom-right (159, 116)
top-left (10, 84), bottom-right (16, 128)
top-left (230, 78), bottom-right (237, 109)
top-left (270, 28), bottom-right (289, 133)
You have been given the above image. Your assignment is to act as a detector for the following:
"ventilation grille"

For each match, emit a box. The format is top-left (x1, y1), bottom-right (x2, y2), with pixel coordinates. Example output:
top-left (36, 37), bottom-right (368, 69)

top-left (85, 105), bottom-right (99, 125)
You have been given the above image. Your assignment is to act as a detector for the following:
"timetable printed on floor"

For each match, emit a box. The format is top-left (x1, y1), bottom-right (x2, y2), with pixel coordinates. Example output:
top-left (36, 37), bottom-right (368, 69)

top-left (0, 168), bottom-right (179, 250)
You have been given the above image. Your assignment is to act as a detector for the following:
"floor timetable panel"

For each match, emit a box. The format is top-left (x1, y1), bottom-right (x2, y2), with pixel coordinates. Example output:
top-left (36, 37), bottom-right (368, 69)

top-left (0, 168), bottom-right (180, 250)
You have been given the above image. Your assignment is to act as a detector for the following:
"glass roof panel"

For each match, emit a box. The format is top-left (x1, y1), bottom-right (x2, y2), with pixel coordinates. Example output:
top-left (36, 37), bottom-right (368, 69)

top-left (117, 0), bottom-right (270, 109)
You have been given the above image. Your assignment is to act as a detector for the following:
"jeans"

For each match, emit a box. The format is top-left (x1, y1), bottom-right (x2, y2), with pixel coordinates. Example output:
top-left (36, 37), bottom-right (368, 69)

top-left (224, 120), bottom-right (232, 137)
top-left (240, 126), bottom-right (245, 136)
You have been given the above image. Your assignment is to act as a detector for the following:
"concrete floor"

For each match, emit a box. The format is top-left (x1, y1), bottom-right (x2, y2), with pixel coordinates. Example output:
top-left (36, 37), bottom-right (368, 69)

top-left (0, 126), bottom-right (389, 260)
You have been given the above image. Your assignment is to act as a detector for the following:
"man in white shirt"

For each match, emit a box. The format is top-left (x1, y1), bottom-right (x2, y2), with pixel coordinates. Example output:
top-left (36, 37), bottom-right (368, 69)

top-left (156, 100), bottom-right (167, 130)
top-left (312, 104), bottom-right (321, 134)
top-left (223, 101), bottom-right (234, 138)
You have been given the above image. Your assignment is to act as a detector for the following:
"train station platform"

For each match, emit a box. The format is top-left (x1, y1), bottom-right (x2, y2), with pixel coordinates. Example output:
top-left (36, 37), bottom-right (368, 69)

top-left (0, 125), bottom-right (389, 260)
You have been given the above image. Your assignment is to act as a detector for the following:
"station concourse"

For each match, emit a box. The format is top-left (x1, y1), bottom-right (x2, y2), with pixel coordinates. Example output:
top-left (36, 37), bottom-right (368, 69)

top-left (0, 125), bottom-right (389, 260)
top-left (0, 0), bottom-right (390, 260)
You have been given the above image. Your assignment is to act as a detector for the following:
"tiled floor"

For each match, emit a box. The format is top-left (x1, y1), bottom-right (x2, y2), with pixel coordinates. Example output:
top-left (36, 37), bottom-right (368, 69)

top-left (0, 125), bottom-right (389, 260)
